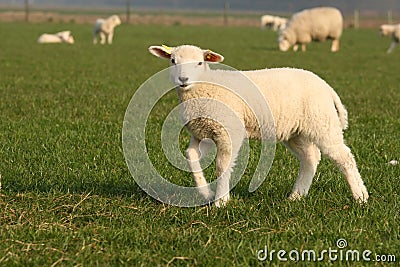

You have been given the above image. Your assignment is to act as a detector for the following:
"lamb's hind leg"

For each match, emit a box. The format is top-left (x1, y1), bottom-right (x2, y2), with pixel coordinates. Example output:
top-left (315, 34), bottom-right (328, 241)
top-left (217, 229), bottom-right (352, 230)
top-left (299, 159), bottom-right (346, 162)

top-left (186, 136), bottom-right (214, 202)
top-left (320, 143), bottom-right (369, 203)
top-left (284, 136), bottom-right (321, 200)
top-left (214, 147), bottom-right (235, 207)
top-left (331, 39), bottom-right (340, 52)
top-left (99, 32), bottom-right (106, 45)
top-left (387, 41), bottom-right (397, 53)
top-left (214, 136), bottom-right (243, 207)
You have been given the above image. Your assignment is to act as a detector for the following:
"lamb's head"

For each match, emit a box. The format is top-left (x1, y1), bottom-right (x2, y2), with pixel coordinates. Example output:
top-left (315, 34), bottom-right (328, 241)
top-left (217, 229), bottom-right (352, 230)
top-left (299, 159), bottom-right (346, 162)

top-left (277, 19), bottom-right (288, 31)
top-left (148, 44), bottom-right (224, 89)
top-left (379, 24), bottom-right (394, 36)
top-left (278, 29), bottom-right (295, 51)
top-left (109, 15), bottom-right (122, 26)
top-left (66, 35), bottom-right (75, 44)
top-left (57, 31), bottom-right (74, 44)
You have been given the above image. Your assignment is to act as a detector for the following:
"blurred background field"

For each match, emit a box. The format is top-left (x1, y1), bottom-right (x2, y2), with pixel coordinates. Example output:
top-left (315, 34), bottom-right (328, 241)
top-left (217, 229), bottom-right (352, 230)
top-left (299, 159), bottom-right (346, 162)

top-left (0, 4), bottom-right (399, 266)
top-left (1, 0), bottom-right (400, 28)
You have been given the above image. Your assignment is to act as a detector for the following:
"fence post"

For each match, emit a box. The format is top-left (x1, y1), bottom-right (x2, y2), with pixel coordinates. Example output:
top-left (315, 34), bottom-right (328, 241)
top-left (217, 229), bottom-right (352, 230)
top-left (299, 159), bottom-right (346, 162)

top-left (388, 10), bottom-right (393, 24)
top-left (354, 9), bottom-right (359, 29)
top-left (126, 0), bottom-right (131, 24)
top-left (24, 0), bottom-right (29, 22)
top-left (224, 1), bottom-right (230, 26)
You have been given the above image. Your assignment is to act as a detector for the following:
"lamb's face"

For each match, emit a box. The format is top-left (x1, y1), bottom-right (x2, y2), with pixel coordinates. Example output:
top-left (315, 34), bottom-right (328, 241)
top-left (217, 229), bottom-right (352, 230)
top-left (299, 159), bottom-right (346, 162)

top-left (277, 19), bottom-right (288, 30)
top-left (66, 35), bottom-right (75, 44)
top-left (379, 25), bottom-right (393, 36)
top-left (148, 44), bottom-right (224, 89)
top-left (58, 31), bottom-right (74, 44)
top-left (278, 34), bottom-right (291, 51)
top-left (111, 15), bottom-right (122, 26)
top-left (278, 27), bottom-right (296, 52)
top-left (169, 46), bottom-right (208, 89)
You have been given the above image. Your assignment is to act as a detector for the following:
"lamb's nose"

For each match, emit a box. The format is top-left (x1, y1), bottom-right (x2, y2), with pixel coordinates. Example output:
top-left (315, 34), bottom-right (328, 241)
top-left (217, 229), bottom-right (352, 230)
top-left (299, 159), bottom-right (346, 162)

top-left (179, 77), bottom-right (189, 83)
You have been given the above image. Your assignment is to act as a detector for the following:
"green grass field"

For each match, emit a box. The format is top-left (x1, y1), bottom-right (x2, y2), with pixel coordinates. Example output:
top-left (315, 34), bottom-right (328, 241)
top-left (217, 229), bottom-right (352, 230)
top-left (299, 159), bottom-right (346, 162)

top-left (0, 22), bottom-right (399, 266)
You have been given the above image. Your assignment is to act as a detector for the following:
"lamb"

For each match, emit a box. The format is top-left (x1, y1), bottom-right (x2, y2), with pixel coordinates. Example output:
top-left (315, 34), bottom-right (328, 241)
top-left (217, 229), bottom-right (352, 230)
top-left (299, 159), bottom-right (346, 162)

top-left (260, 15), bottom-right (288, 31)
top-left (93, 15), bottom-right (121, 45)
top-left (379, 24), bottom-right (400, 53)
top-left (278, 7), bottom-right (343, 52)
top-left (148, 44), bottom-right (369, 207)
top-left (37, 31), bottom-right (74, 44)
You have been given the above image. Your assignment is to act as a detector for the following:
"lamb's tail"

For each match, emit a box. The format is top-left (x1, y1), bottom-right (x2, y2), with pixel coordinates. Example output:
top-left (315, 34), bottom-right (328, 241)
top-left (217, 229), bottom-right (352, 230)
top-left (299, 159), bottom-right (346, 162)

top-left (330, 88), bottom-right (348, 130)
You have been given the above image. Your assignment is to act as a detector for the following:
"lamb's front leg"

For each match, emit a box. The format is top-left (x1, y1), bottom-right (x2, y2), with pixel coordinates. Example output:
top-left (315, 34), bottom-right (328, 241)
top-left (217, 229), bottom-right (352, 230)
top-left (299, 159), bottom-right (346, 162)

top-left (214, 146), bottom-right (232, 207)
top-left (107, 31), bottom-right (114, 44)
top-left (186, 136), bottom-right (214, 202)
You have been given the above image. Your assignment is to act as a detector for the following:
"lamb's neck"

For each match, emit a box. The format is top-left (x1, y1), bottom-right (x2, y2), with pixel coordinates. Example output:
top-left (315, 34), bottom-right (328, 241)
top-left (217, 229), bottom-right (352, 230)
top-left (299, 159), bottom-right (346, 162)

top-left (177, 70), bottom-right (251, 103)
top-left (199, 68), bottom-right (241, 84)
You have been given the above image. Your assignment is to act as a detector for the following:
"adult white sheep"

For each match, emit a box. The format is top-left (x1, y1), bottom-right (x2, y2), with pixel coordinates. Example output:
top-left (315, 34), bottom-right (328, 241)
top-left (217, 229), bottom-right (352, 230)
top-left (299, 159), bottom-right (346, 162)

top-left (93, 15), bottom-right (121, 45)
top-left (37, 31), bottom-right (74, 44)
top-left (379, 24), bottom-right (400, 53)
top-left (261, 15), bottom-right (288, 31)
top-left (148, 44), bottom-right (369, 207)
top-left (278, 7), bottom-right (343, 52)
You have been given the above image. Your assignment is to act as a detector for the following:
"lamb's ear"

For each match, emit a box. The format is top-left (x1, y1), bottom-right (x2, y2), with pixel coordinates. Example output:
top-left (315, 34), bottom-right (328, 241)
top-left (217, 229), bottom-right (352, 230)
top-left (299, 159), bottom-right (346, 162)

top-left (203, 50), bottom-right (224, 62)
top-left (148, 45), bottom-right (173, 59)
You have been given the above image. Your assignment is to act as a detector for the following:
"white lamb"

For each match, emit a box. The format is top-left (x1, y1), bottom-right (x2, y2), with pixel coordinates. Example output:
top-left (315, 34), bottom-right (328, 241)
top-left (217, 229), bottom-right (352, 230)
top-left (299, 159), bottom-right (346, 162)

top-left (278, 7), bottom-right (343, 52)
top-left (379, 24), bottom-right (400, 53)
top-left (148, 44), bottom-right (369, 207)
top-left (260, 15), bottom-right (288, 31)
top-left (93, 15), bottom-right (121, 45)
top-left (37, 31), bottom-right (74, 44)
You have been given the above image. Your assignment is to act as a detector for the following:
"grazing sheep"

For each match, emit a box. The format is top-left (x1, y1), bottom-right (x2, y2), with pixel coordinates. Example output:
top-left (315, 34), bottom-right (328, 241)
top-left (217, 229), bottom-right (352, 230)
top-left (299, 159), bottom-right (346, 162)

top-left (379, 24), bottom-right (400, 53)
top-left (261, 15), bottom-right (288, 31)
top-left (148, 44), bottom-right (369, 207)
top-left (93, 15), bottom-right (121, 45)
top-left (37, 31), bottom-right (74, 44)
top-left (278, 7), bottom-right (343, 52)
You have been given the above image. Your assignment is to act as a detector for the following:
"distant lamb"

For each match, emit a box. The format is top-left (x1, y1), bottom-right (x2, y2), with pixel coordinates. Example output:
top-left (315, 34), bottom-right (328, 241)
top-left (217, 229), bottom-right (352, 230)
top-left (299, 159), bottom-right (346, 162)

top-left (379, 24), bottom-right (400, 53)
top-left (260, 15), bottom-right (288, 31)
top-left (278, 7), bottom-right (343, 52)
top-left (148, 44), bottom-right (369, 207)
top-left (93, 15), bottom-right (121, 45)
top-left (37, 31), bottom-right (74, 44)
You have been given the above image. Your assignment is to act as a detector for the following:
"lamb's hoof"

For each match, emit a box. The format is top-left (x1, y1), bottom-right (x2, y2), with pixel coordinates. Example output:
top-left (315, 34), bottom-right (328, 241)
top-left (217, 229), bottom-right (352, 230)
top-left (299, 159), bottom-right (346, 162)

top-left (198, 188), bottom-right (215, 203)
top-left (354, 191), bottom-right (369, 204)
top-left (214, 195), bottom-right (230, 208)
top-left (288, 192), bottom-right (303, 201)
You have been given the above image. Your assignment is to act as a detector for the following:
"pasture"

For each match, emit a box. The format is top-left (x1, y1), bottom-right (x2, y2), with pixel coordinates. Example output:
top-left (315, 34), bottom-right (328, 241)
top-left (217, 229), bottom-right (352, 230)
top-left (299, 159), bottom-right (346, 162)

top-left (0, 22), bottom-right (399, 266)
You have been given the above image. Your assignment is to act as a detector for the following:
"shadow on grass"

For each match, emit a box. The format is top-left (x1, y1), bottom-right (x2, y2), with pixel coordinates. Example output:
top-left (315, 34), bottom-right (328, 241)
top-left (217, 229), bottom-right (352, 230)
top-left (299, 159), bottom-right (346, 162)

top-left (2, 172), bottom-right (149, 202)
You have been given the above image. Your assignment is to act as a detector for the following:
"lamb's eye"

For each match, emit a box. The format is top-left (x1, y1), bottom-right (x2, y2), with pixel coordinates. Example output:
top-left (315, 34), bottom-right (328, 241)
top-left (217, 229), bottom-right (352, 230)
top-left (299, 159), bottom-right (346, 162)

top-left (171, 58), bottom-right (176, 64)
top-left (198, 62), bottom-right (203, 66)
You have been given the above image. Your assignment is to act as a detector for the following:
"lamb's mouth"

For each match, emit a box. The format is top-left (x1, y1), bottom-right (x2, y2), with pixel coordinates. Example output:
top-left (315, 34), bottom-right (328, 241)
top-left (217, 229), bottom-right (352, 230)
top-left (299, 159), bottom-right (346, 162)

top-left (179, 83), bottom-right (191, 89)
